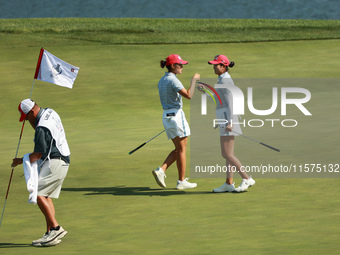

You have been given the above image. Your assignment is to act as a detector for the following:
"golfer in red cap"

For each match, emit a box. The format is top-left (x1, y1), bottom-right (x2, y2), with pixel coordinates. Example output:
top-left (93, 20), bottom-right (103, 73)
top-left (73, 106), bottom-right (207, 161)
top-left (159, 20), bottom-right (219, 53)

top-left (152, 54), bottom-right (200, 190)
top-left (207, 55), bottom-right (255, 193)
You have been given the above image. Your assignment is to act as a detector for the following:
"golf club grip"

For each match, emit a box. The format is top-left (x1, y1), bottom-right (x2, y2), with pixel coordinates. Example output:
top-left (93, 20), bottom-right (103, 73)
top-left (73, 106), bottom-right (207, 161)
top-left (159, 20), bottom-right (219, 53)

top-left (128, 143), bottom-right (146, 155)
top-left (260, 142), bottom-right (280, 152)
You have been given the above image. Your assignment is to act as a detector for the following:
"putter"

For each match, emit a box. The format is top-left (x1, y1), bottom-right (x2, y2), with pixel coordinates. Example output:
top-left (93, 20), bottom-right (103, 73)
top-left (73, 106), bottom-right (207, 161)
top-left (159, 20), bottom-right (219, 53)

top-left (129, 130), bottom-right (165, 155)
top-left (232, 130), bottom-right (280, 152)
top-left (215, 124), bottom-right (280, 152)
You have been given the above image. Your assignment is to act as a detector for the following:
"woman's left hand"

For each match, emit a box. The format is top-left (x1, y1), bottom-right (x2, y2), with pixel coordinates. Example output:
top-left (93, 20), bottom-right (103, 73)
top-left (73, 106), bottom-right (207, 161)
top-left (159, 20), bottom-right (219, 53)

top-left (197, 84), bottom-right (205, 92)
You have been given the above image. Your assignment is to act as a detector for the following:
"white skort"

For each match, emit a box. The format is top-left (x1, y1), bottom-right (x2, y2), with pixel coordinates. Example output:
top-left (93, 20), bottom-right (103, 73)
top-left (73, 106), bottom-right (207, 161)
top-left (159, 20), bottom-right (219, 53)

top-left (162, 108), bottom-right (190, 140)
top-left (216, 108), bottom-right (242, 136)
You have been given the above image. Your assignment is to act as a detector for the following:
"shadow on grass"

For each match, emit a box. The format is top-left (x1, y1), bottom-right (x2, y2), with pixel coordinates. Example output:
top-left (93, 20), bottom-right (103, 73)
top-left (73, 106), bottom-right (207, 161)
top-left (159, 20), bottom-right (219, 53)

top-left (62, 186), bottom-right (214, 197)
top-left (0, 243), bottom-right (31, 248)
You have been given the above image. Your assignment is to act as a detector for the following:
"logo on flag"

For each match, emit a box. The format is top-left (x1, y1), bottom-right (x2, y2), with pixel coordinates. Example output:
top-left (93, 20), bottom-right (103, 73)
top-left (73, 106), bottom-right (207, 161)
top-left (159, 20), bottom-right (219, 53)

top-left (34, 48), bottom-right (79, 89)
top-left (51, 64), bottom-right (63, 78)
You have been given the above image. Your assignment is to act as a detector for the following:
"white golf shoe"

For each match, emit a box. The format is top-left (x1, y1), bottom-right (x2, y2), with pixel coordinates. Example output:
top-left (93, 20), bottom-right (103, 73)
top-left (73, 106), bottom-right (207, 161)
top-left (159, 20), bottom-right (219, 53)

top-left (41, 239), bottom-right (62, 247)
top-left (235, 177), bottom-right (256, 192)
top-left (212, 182), bottom-right (236, 193)
top-left (152, 167), bottom-right (167, 188)
top-left (176, 178), bottom-right (197, 190)
top-left (32, 232), bottom-right (50, 246)
top-left (32, 226), bottom-right (67, 247)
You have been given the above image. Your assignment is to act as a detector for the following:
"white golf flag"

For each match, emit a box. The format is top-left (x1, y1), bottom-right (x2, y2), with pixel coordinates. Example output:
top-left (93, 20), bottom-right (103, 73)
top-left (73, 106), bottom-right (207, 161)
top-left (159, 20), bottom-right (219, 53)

top-left (34, 48), bottom-right (79, 89)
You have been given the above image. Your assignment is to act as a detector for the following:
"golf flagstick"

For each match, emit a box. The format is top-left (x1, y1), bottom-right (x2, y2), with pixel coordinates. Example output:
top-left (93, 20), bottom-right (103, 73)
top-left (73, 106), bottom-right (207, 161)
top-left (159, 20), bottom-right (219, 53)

top-left (1, 51), bottom-right (40, 228)
top-left (0, 119), bottom-right (26, 228)
top-left (0, 80), bottom-right (35, 228)
top-left (129, 130), bottom-right (165, 155)
top-left (1, 79), bottom-right (35, 228)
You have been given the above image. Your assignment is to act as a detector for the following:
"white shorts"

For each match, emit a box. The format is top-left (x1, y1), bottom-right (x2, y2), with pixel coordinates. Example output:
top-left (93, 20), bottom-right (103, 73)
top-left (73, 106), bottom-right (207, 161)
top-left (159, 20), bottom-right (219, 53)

top-left (162, 108), bottom-right (190, 140)
top-left (216, 108), bottom-right (242, 136)
top-left (38, 159), bottom-right (69, 198)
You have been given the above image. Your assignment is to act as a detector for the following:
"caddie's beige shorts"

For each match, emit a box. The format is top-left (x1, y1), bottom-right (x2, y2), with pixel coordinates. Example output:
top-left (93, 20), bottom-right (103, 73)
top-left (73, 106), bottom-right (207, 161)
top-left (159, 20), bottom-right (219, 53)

top-left (38, 159), bottom-right (69, 199)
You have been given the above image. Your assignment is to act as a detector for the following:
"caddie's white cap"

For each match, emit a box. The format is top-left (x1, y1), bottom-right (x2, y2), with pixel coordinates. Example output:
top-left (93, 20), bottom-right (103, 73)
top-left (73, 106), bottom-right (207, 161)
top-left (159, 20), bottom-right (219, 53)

top-left (18, 99), bottom-right (35, 122)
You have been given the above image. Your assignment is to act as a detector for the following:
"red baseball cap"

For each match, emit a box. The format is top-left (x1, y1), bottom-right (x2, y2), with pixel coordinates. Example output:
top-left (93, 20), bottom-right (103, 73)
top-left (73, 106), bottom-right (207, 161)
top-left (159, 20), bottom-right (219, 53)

top-left (18, 99), bottom-right (35, 122)
top-left (165, 54), bottom-right (188, 66)
top-left (208, 55), bottom-right (230, 66)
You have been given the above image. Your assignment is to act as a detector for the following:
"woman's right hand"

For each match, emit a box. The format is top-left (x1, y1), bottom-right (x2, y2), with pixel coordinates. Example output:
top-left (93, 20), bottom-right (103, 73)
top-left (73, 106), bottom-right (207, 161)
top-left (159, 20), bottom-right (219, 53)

top-left (225, 123), bottom-right (233, 132)
top-left (193, 73), bottom-right (200, 80)
top-left (188, 73), bottom-right (201, 99)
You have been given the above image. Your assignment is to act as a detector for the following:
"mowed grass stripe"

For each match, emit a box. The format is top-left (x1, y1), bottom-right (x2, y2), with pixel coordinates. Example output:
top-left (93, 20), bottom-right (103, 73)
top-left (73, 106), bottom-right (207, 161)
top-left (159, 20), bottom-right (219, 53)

top-left (0, 18), bottom-right (340, 46)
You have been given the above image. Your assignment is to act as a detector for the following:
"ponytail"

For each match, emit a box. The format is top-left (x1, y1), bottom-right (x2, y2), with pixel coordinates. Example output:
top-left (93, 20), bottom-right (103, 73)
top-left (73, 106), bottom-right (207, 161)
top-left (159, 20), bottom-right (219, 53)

top-left (226, 61), bottom-right (235, 72)
top-left (160, 60), bottom-right (172, 71)
top-left (160, 60), bottom-right (167, 68)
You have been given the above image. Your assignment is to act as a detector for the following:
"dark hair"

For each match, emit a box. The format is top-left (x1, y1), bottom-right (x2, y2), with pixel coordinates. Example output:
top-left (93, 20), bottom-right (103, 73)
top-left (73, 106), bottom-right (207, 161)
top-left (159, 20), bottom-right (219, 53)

top-left (226, 61), bottom-right (235, 72)
top-left (160, 60), bottom-right (166, 68)
top-left (160, 60), bottom-right (172, 71)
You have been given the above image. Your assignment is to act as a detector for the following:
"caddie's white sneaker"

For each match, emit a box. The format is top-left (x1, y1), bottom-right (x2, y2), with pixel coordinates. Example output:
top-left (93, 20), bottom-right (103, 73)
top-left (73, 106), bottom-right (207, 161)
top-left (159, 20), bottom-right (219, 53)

top-left (235, 177), bottom-right (255, 192)
top-left (40, 226), bottom-right (67, 246)
top-left (152, 167), bottom-right (166, 188)
top-left (32, 231), bottom-right (50, 247)
top-left (41, 239), bottom-right (62, 247)
top-left (176, 178), bottom-right (197, 190)
top-left (213, 183), bottom-right (236, 193)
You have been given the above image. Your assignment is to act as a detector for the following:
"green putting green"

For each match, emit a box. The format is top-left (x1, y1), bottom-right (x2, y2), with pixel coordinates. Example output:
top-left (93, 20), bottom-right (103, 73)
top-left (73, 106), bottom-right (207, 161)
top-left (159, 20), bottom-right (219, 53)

top-left (0, 18), bottom-right (339, 254)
